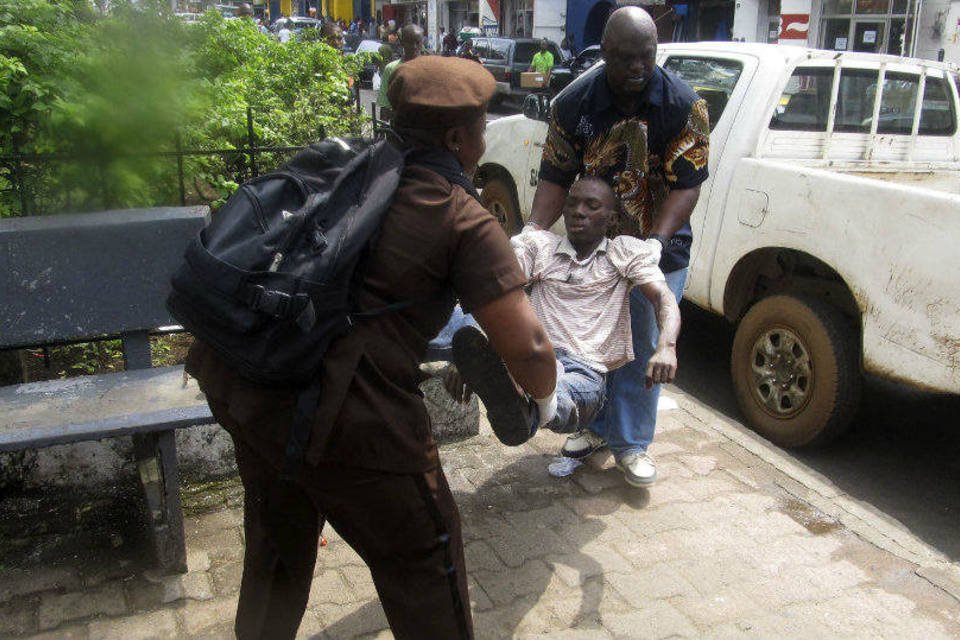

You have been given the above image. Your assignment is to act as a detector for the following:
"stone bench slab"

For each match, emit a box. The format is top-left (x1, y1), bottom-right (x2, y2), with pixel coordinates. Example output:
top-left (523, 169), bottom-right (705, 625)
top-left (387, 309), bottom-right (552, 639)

top-left (0, 366), bottom-right (212, 452)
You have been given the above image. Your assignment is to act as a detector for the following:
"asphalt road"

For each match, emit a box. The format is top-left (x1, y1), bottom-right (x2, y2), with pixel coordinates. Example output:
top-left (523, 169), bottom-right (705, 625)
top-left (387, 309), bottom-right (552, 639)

top-left (674, 300), bottom-right (960, 563)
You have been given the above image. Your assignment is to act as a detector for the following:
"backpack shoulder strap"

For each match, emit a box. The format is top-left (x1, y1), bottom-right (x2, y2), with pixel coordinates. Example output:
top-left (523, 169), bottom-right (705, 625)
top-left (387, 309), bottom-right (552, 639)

top-left (404, 149), bottom-right (481, 202)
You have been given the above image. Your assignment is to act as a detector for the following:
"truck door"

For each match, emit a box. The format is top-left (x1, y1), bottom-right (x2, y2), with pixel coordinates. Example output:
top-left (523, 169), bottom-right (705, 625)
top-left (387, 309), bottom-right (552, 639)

top-left (659, 52), bottom-right (756, 305)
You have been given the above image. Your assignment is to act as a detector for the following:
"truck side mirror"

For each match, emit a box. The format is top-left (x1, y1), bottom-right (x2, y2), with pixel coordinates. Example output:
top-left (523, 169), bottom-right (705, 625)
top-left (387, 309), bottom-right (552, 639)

top-left (522, 93), bottom-right (551, 122)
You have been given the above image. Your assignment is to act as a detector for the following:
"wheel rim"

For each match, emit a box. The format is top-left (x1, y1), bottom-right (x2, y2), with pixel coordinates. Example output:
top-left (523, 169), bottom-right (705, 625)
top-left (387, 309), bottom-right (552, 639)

top-left (749, 327), bottom-right (813, 418)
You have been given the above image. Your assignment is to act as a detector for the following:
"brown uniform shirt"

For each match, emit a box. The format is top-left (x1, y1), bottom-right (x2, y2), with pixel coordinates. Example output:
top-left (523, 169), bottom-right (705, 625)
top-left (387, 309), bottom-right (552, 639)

top-left (186, 166), bottom-right (526, 473)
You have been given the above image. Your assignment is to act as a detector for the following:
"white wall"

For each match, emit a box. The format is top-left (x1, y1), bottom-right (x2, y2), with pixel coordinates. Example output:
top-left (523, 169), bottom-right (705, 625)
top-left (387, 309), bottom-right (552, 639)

top-left (733, 0), bottom-right (761, 41)
top-left (915, 0), bottom-right (960, 63)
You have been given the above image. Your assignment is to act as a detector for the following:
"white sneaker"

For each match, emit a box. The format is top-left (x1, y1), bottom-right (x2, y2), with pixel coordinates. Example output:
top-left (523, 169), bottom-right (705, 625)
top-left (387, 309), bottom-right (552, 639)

top-left (617, 452), bottom-right (657, 487)
top-left (560, 430), bottom-right (607, 459)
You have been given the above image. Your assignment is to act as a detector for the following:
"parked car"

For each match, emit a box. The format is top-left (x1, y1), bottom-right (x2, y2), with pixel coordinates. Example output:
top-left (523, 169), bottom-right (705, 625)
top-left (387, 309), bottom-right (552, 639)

top-left (461, 37), bottom-right (567, 104)
top-left (478, 42), bottom-right (960, 449)
top-left (548, 45), bottom-right (601, 94)
top-left (175, 12), bottom-right (201, 24)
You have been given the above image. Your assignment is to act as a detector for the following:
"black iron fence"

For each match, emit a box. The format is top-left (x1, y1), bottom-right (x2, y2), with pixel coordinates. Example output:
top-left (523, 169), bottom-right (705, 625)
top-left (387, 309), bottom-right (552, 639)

top-left (0, 106), bottom-right (334, 218)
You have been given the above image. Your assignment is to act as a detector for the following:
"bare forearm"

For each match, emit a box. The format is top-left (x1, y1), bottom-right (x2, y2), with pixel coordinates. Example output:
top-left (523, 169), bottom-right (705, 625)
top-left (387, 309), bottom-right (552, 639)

top-left (654, 288), bottom-right (681, 352)
top-left (639, 281), bottom-right (681, 386)
top-left (641, 282), bottom-right (681, 350)
top-left (650, 186), bottom-right (700, 239)
top-left (528, 180), bottom-right (567, 229)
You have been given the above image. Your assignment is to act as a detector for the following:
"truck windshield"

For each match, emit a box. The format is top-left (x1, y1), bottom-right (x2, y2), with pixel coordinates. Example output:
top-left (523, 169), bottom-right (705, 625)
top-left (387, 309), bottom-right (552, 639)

top-left (663, 56), bottom-right (743, 129)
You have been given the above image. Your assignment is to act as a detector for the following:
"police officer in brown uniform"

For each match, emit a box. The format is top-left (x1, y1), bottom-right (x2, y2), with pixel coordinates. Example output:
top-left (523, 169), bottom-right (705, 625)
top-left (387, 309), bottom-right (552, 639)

top-left (185, 56), bottom-right (557, 639)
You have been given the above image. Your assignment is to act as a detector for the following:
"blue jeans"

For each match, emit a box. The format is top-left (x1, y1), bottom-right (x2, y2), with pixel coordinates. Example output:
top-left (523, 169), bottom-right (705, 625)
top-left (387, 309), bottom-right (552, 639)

top-left (590, 268), bottom-right (688, 459)
top-left (544, 350), bottom-right (606, 435)
top-left (424, 305), bottom-right (480, 362)
top-left (428, 308), bottom-right (606, 435)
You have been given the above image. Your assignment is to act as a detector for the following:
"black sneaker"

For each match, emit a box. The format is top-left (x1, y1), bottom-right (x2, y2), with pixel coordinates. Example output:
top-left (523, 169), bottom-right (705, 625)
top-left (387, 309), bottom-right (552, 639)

top-left (451, 326), bottom-right (534, 446)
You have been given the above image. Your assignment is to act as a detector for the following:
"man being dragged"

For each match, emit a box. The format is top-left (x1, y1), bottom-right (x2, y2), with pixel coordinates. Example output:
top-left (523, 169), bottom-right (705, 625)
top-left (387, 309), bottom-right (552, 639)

top-left (443, 176), bottom-right (681, 483)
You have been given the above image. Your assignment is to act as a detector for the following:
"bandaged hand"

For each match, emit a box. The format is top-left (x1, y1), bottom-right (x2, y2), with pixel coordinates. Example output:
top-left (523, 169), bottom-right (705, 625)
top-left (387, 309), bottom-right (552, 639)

top-left (532, 388), bottom-right (558, 427)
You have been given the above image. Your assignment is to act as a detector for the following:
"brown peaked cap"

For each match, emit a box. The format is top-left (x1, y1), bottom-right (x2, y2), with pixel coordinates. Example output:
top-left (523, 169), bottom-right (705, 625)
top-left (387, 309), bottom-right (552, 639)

top-left (388, 56), bottom-right (497, 129)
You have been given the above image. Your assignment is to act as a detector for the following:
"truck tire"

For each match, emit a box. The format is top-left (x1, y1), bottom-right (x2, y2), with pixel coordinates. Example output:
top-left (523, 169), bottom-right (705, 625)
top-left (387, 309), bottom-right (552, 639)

top-left (731, 294), bottom-right (861, 448)
top-left (480, 177), bottom-right (521, 235)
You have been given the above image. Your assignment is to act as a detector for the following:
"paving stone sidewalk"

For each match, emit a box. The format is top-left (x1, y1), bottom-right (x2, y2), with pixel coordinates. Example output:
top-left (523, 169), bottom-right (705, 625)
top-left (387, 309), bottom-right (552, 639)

top-left (2, 387), bottom-right (960, 639)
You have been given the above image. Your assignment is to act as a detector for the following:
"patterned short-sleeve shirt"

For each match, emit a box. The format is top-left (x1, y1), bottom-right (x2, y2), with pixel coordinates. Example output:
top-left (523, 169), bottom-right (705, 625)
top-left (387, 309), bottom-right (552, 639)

top-left (539, 65), bottom-right (710, 272)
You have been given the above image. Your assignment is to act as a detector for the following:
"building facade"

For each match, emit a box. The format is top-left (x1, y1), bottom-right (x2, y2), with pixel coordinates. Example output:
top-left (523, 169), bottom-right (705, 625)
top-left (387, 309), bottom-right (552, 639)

top-left (733, 0), bottom-right (960, 62)
top-left (370, 0), bottom-right (960, 63)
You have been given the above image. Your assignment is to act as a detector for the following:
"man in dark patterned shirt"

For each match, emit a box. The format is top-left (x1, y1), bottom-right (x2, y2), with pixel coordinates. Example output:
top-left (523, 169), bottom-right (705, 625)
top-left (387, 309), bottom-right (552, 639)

top-left (526, 6), bottom-right (709, 488)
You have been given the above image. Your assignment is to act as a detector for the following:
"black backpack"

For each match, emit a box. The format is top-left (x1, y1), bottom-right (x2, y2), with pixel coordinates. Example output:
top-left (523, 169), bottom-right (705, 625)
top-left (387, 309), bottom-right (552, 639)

top-left (167, 136), bottom-right (479, 474)
top-left (167, 137), bottom-right (405, 385)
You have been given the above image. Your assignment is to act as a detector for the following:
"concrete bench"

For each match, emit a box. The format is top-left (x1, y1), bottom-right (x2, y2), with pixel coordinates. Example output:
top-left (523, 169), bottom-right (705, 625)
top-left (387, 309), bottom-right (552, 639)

top-left (0, 207), bottom-right (210, 574)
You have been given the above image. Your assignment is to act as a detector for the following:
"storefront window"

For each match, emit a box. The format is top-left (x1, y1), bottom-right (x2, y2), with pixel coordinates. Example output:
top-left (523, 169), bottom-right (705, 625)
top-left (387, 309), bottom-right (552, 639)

top-left (855, 0), bottom-right (888, 14)
top-left (822, 0), bottom-right (853, 15)
top-left (822, 0), bottom-right (907, 52)
top-left (824, 19), bottom-right (851, 49)
top-left (888, 18), bottom-right (906, 54)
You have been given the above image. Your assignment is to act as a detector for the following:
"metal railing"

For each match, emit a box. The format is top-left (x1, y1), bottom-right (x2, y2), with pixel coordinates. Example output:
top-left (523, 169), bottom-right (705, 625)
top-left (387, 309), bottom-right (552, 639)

top-left (0, 106), bottom-right (330, 217)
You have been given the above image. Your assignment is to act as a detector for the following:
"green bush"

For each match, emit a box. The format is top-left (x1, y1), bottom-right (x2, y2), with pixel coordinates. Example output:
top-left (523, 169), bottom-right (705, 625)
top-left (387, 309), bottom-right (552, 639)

top-left (0, 0), bottom-right (367, 216)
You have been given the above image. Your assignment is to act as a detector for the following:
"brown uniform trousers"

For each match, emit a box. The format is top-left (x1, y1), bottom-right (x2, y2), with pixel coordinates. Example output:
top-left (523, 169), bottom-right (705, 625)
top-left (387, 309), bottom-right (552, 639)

top-left (213, 401), bottom-right (473, 640)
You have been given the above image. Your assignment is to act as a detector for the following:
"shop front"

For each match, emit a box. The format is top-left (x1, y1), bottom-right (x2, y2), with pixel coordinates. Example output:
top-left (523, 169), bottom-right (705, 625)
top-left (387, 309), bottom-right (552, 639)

top-left (499, 0), bottom-right (533, 37)
top-left (382, 0), bottom-right (429, 26)
top-left (818, 0), bottom-right (912, 54)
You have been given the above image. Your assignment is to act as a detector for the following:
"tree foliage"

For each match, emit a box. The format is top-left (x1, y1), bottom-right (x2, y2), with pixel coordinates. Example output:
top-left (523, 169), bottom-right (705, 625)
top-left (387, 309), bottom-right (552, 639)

top-left (0, 0), bottom-right (366, 216)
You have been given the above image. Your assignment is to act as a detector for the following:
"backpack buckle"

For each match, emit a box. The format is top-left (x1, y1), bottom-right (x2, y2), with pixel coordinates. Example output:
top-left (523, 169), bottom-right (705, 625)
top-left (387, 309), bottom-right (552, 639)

top-left (249, 285), bottom-right (293, 318)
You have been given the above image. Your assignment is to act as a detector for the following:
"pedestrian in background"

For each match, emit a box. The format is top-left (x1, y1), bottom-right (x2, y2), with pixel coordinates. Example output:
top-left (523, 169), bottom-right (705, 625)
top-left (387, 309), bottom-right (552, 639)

top-left (529, 38), bottom-right (555, 78)
top-left (459, 39), bottom-right (480, 63)
top-left (322, 21), bottom-right (344, 50)
top-left (526, 6), bottom-right (709, 488)
top-left (443, 28), bottom-right (458, 55)
top-left (377, 24), bottom-right (424, 122)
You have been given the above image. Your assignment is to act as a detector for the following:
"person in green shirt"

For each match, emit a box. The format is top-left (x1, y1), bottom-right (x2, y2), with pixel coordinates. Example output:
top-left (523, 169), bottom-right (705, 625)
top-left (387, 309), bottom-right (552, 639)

top-left (376, 23), bottom-right (424, 122)
top-left (529, 38), bottom-right (555, 76)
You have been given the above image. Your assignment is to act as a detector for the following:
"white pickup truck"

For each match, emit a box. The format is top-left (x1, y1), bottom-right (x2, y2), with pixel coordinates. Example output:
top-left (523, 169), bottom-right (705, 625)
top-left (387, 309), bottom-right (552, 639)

top-left (477, 43), bottom-right (960, 448)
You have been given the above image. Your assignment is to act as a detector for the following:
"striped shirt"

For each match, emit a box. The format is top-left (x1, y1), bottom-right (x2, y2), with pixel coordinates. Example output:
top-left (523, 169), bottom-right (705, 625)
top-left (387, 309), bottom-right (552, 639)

top-left (511, 230), bottom-right (665, 372)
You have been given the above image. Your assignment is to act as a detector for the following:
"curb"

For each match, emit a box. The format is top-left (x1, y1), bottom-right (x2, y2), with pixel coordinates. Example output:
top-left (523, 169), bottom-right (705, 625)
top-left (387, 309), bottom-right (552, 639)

top-left (664, 385), bottom-right (960, 604)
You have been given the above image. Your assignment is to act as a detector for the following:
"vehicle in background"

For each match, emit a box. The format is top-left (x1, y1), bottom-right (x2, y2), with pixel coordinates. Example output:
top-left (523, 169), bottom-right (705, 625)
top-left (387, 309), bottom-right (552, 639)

top-left (478, 43), bottom-right (960, 450)
top-left (175, 12), bottom-right (202, 24)
top-left (212, 4), bottom-right (237, 18)
top-left (270, 17), bottom-right (322, 40)
top-left (548, 45), bottom-right (601, 94)
top-left (461, 37), bottom-right (567, 105)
